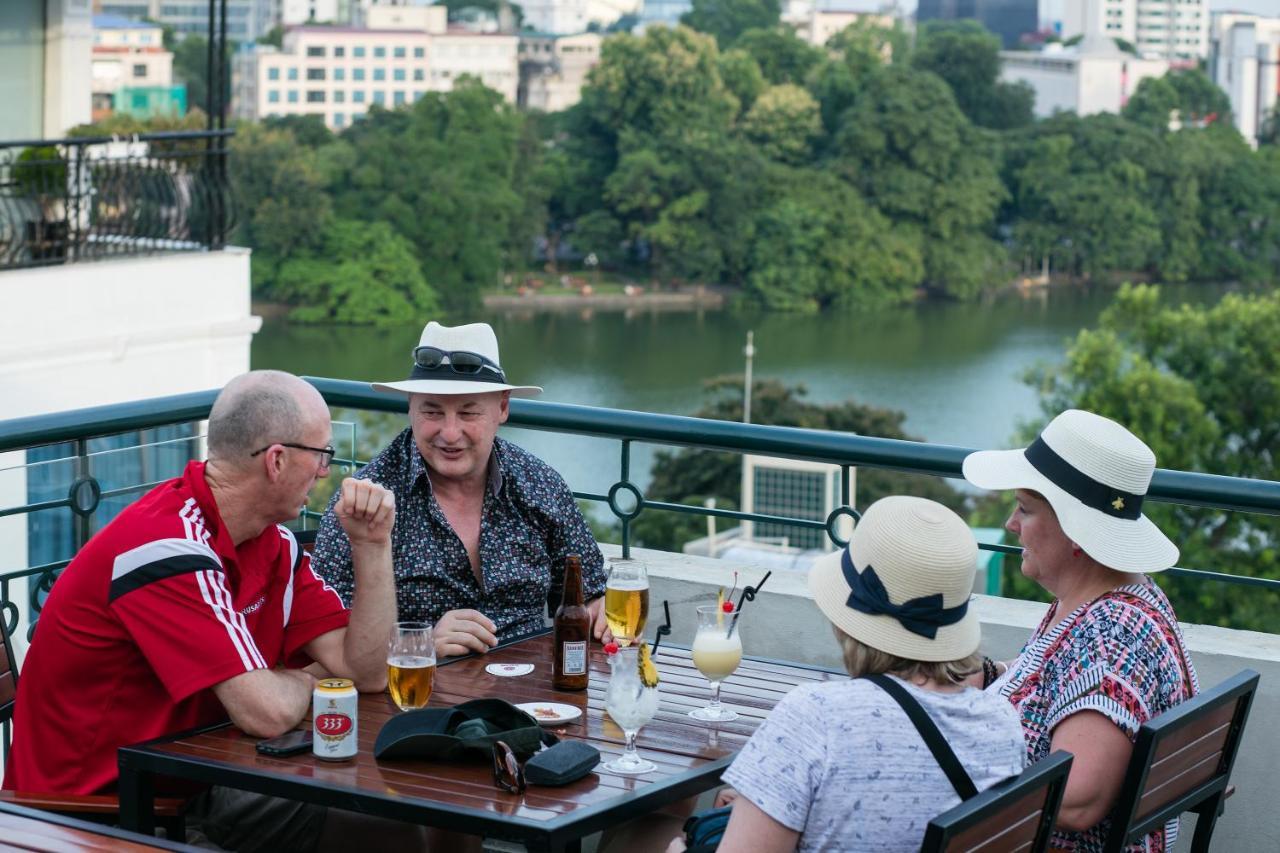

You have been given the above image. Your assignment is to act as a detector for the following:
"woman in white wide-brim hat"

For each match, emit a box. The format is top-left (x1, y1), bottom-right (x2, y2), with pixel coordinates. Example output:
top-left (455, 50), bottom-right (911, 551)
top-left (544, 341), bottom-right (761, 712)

top-left (667, 496), bottom-right (1026, 853)
top-left (963, 409), bottom-right (1199, 852)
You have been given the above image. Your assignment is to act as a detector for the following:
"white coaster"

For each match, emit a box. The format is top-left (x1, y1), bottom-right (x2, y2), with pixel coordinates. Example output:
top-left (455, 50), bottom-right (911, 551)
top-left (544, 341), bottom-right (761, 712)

top-left (486, 663), bottom-right (534, 677)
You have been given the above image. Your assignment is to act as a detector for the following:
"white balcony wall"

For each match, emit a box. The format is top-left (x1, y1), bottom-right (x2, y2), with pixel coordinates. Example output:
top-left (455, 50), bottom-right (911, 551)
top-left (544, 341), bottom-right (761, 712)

top-left (0, 248), bottom-right (260, 664)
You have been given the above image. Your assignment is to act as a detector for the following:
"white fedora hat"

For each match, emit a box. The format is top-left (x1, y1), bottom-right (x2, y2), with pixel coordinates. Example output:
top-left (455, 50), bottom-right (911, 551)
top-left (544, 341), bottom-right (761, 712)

top-left (808, 496), bottom-right (981, 662)
top-left (372, 321), bottom-right (542, 398)
top-left (962, 409), bottom-right (1178, 574)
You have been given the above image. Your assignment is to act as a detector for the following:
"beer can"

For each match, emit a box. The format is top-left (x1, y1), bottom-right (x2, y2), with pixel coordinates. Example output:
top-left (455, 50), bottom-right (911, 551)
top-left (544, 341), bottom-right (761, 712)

top-left (313, 677), bottom-right (357, 761)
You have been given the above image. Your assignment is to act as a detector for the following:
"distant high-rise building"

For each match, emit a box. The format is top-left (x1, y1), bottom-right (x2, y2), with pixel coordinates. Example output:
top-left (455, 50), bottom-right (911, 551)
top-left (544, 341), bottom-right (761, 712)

top-left (95, 0), bottom-right (277, 42)
top-left (1062, 0), bottom-right (1209, 62)
top-left (916, 0), bottom-right (1038, 50)
top-left (1209, 11), bottom-right (1280, 148)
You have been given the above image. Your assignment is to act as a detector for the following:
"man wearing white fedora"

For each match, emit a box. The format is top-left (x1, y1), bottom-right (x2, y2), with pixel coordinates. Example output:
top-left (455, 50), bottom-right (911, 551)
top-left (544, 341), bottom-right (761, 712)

top-left (312, 321), bottom-right (608, 657)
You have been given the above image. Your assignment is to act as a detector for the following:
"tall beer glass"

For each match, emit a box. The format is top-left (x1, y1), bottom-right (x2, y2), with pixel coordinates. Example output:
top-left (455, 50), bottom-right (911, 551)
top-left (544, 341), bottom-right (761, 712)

top-left (388, 621), bottom-right (435, 711)
top-left (604, 559), bottom-right (649, 647)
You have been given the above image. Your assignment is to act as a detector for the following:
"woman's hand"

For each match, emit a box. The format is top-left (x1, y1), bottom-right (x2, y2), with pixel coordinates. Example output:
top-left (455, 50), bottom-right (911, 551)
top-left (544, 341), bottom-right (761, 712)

top-left (664, 838), bottom-right (688, 853)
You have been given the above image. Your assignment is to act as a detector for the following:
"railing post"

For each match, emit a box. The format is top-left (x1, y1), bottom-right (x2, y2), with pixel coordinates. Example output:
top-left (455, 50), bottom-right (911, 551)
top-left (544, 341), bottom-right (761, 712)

top-left (72, 438), bottom-right (92, 552)
top-left (620, 440), bottom-right (631, 558)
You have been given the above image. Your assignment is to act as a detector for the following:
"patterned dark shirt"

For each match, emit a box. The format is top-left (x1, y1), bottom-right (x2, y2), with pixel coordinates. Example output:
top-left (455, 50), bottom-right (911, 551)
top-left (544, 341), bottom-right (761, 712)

top-left (311, 430), bottom-right (606, 639)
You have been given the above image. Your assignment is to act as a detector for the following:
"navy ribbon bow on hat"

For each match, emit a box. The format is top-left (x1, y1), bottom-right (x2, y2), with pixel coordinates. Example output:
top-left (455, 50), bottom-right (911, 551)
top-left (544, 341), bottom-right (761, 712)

top-left (842, 550), bottom-right (969, 640)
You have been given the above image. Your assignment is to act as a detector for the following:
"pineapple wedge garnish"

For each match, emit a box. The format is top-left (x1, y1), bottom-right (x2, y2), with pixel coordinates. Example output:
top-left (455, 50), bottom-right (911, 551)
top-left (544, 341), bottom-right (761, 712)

top-left (638, 641), bottom-right (660, 687)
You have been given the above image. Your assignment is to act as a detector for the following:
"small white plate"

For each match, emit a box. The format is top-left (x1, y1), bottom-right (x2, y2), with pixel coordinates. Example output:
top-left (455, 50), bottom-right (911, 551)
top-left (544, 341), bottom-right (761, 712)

top-left (486, 663), bottom-right (535, 677)
top-left (516, 702), bottom-right (583, 726)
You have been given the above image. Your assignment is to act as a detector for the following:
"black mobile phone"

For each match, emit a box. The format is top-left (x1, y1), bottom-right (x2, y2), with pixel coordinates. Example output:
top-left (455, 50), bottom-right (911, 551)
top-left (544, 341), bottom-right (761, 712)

top-left (255, 729), bottom-right (312, 757)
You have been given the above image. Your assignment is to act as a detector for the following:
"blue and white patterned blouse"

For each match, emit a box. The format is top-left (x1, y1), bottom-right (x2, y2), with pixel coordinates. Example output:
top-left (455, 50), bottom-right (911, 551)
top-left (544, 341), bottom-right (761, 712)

top-left (311, 430), bottom-right (606, 639)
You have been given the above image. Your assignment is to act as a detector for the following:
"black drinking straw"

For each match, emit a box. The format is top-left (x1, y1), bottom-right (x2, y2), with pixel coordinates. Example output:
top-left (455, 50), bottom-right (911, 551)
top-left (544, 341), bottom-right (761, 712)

top-left (727, 571), bottom-right (772, 639)
top-left (651, 600), bottom-right (673, 654)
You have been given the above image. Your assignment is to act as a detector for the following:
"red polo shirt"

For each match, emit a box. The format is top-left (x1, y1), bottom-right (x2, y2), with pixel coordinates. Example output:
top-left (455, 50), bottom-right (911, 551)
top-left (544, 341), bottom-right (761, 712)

top-left (3, 461), bottom-right (348, 795)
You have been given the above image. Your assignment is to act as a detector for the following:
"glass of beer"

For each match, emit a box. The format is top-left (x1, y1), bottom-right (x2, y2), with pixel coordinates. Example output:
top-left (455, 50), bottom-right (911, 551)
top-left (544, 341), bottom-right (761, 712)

top-left (387, 621), bottom-right (436, 712)
top-left (689, 604), bottom-right (743, 722)
top-left (604, 559), bottom-right (649, 647)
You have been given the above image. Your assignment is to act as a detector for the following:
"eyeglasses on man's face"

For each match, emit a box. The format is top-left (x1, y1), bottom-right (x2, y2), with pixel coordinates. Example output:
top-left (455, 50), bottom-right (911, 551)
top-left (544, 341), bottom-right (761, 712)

top-left (250, 442), bottom-right (336, 469)
top-left (413, 346), bottom-right (505, 379)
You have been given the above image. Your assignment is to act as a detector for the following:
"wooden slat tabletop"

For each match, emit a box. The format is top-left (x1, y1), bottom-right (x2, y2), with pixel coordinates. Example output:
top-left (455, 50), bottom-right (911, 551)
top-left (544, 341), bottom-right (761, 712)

top-left (121, 633), bottom-right (843, 851)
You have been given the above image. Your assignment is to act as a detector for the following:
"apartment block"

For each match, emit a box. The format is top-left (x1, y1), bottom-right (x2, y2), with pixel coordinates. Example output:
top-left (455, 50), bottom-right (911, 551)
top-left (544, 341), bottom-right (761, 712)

top-left (1063, 0), bottom-right (1208, 61)
top-left (92, 15), bottom-right (180, 120)
top-left (233, 5), bottom-right (518, 130)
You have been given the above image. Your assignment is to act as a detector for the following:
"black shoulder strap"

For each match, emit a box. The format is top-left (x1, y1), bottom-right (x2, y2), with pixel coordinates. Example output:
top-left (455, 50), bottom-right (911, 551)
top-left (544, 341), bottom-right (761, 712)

top-left (863, 673), bottom-right (978, 801)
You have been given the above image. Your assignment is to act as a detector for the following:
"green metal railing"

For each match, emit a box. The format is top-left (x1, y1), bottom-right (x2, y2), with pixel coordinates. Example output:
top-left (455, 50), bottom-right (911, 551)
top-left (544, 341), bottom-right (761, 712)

top-left (3, 376), bottom-right (1280, 651)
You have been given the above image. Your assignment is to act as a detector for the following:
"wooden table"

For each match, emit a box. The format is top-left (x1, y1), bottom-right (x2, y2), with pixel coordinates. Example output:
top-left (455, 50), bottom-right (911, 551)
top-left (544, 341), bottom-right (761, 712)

top-left (119, 632), bottom-right (842, 852)
top-left (0, 801), bottom-right (195, 851)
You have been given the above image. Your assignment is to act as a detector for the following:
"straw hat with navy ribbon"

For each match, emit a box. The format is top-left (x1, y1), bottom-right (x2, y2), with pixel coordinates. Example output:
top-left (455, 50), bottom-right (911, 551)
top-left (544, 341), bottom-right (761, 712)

top-left (962, 409), bottom-right (1178, 574)
top-left (808, 496), bottom-right (981, 662)
top-left (372, 321), bottom-right (542, 398)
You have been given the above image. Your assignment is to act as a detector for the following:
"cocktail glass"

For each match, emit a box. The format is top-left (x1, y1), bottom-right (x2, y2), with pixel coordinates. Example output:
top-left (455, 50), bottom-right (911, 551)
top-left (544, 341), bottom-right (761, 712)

top-left (604, 559), bottom-right (649, 647)
top-left (603, 646), bottom-right (660, 774)
top-left (688, 604), bottom-right (742, 722)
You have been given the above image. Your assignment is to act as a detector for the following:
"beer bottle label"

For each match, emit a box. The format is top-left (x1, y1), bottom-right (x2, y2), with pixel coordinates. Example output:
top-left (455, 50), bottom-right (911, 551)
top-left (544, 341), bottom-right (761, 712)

top-left (562, 640), bottom-right (587, 675)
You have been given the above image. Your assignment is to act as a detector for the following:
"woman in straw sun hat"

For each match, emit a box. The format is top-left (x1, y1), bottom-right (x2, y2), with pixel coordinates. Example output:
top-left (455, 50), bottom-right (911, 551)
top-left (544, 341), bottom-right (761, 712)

top-left (667, 495), bottom-right (1025, 853)
top-left (964, 409), bottom-right (1199, 852)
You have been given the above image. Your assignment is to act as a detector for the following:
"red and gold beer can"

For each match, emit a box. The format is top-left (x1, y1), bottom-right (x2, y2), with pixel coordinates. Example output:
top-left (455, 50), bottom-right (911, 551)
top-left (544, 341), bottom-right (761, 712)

top-left (313, 678), bottom-right (357, 761)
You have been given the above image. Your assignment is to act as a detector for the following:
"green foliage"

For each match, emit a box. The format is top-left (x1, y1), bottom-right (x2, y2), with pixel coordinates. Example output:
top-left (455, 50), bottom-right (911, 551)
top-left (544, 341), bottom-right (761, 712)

top-left (733, 27), bottom-right (823, 86)
top-left (172, 35), bottom-right (231, 116)
top-left (269, 219), bottom-right (440, 325)
top-left (680, 0), bottom-right (781, 48)
top-left (13, 146), bottom-right (67, 202)
top-left (229, 123), bottom-right (332, 258)
top-left (742, 84), bottom-right (820, 164)
top-left (1022, 285), bottom-right (1280, 631)
top-left (1123, 69), bottom-right (1232, 131)
top-left (632, 377), bottom-right (964, 551)
top-left (329, 79), bottom-right (527, 311)
top-left (831, 67), bottom-right (1007, 298)
top-left (912, 20), bottom-right (1033, 130)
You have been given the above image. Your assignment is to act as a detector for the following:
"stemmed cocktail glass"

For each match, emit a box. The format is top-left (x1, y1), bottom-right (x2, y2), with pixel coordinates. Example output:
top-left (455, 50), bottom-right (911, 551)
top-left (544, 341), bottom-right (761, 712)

top-left (688, 604), bottom-right (743, 722)
top-left (603, 646), bottom-right (660, 774)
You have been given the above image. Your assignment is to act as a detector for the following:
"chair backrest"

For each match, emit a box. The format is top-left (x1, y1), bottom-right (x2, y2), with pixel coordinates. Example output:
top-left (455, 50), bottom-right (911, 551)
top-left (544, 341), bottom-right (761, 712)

top-left (921, 750), bottom-right (1074, 853)
top-left (1, 620), bottom-right (16, 725)
top-left (1103, 669), bottom-right (1260, 853)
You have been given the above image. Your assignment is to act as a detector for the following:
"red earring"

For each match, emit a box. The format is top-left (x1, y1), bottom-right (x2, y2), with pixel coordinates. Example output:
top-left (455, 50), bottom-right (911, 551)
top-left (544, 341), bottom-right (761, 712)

top-left (1071, 545), bottom-right (1082, 557)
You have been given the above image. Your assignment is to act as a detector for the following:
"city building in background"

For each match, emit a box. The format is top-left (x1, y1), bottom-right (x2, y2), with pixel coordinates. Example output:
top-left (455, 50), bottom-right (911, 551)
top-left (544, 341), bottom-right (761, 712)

top-left (783, 2), bottom-right (896, 47)
top-left (95, 0), bottom-right (277, 42)
top-left (281, 0), bottom-right (353, 26)
top-left (637, 0), bottom-right (691, 31)
top-left (518, 32), bottom-right (601, 111)
top-left (233, 4), bottom-right (518, 130)
top-left (520, 0), bottom-right (639, 35)
top-left (91, 15), bottom-right (184, 120)
top-left (1061, 0), bottom-right (1209, 61)
top-left (2, 1), bottom-right (93, 141)
top-left (1001, 39), bottom-right (1167, 117)
top-left (1209, 11), bottom-right (1280, 148)
top-left (916, 0), bottom-right (1038, 49)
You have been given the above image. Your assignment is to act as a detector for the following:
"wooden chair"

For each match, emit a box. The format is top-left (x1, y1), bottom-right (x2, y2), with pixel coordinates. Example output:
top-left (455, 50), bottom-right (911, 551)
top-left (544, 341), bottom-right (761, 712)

top-left (0, 619), bottom-right (188, 838)
top-left (922, 750), bottom-right (1074, 852)
top-left (1100, 669), bottom-right (1259, 853)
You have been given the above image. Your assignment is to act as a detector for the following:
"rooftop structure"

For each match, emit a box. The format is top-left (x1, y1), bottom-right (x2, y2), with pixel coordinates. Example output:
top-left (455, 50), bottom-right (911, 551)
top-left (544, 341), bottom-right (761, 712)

top-left (518, 31), bottom-right (602, 112)
top-left (520, 0), bottom-right (640, 35)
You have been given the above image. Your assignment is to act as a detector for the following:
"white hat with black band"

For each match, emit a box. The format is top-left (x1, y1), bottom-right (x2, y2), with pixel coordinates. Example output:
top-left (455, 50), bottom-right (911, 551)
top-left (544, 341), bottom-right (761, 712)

top-left (372, 321), bottom-right (542, 398)
top-left (962, 409), bottom-right (1178, 574)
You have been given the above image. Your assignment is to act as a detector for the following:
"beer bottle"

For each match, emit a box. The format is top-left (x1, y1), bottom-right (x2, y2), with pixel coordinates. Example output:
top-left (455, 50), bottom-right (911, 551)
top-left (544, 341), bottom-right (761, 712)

top-left (553, 553), bottom-right (590, 691)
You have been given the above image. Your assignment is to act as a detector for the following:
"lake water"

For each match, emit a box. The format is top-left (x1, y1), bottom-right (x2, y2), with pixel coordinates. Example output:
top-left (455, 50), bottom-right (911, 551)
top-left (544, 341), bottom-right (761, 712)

top-left (251, 283), bottom-right (1229, 497)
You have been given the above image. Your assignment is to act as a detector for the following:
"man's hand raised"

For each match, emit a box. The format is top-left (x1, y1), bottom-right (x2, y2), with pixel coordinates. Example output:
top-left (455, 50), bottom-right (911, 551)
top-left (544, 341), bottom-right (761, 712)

top-left (334, 478), bottom-right (395, 547)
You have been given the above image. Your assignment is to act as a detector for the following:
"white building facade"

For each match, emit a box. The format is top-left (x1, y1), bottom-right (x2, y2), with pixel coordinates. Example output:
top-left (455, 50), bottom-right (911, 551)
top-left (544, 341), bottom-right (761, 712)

top-left (520, 0), bottom-right (639, 35)
top-left (1209, 11), bottom-right (1280, 148)
top-left (518, 32), bottom-right (601, 112)
top-left (233, 5), bottom-right (518, 129)
top-left (91, 15), bottom-right (174, 117)
top-left (1062, 0), bottom-right (1208, 61)
top-left (1001, 42), bottom-right (1169, 117)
